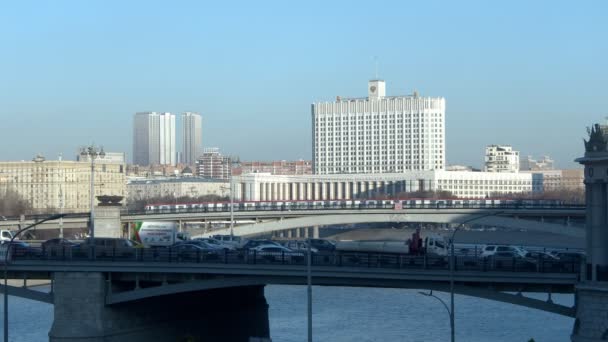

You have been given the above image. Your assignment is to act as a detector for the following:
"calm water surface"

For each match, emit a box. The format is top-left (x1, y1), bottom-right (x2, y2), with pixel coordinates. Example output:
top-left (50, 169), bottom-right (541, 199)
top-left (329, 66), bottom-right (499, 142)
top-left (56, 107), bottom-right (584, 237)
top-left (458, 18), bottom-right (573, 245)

top-left (1, 285), bottom-right (573, 341)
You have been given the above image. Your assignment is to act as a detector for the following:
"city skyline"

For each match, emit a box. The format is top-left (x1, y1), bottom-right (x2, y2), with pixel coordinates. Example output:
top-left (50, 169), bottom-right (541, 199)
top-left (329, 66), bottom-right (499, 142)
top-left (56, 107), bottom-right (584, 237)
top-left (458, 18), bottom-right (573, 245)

top-left (1, 1), bottom-right (606, 168)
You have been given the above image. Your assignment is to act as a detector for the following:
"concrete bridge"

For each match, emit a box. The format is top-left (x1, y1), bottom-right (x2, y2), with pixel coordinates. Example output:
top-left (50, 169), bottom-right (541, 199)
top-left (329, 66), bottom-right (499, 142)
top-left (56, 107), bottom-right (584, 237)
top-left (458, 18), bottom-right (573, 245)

top-left (5, 124), bottom-right (608, 341)
top-left (0, 206), bottom-right (586, 240)
top-left (1, 250), bottom-right (582, 341)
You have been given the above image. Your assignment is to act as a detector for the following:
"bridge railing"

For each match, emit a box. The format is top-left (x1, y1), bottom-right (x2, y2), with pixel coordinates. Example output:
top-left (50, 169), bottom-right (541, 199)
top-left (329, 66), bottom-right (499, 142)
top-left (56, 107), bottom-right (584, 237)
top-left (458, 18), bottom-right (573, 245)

top-left (7, 245), bottom-right (582, 275)
top-left (122, 202), bottom-right (586, 216)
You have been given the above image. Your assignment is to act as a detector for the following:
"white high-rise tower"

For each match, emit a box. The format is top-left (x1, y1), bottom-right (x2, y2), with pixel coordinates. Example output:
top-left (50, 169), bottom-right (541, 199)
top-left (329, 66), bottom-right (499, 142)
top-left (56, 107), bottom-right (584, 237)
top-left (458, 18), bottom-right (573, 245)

top-left (159, 112), bottom-right (176, 166)
top-left (133, 112), bottom-right (176, 166)
top-left (182, 112), bottom-right (202, 165)
top-left (312, 80), bottom-right (446, 174)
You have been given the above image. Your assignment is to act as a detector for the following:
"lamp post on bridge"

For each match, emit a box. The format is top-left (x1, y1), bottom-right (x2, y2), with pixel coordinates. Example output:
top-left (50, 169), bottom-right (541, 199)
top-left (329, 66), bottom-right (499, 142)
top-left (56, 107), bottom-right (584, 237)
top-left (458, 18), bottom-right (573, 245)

top-left (227, 156), bottom-right (240, 237)
top-left (3, 213), bottom-right (65, 342)
top-left (80, 145), bottom-right (105, 257)
top-left (420, 211), bottom-right (502, 342)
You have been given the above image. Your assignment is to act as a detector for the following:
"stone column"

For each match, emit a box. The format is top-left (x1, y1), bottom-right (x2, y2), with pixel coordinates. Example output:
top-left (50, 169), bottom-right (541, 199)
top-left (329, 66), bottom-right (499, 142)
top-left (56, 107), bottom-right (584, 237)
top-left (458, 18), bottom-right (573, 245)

top-left (368, 181), bottom-right (375, 198)
top-left (306, 183), bottom-right (313, 200)
top-left (329, 182), bottom-right (335, 200)
top-left (312, 226), bottom-right (320, 238)
top-left (351, 182), bottom-right (358, 199)
top-left (313, 183), bottom-right (320, 200)
top-left (344, 182), bottom-right (351, 200)
top-left (321, 183), bottom-right (327, 200)
top-left (258, 183), bottom-right (264, 201)
top-left (297, 183), bottom-right (303, 200)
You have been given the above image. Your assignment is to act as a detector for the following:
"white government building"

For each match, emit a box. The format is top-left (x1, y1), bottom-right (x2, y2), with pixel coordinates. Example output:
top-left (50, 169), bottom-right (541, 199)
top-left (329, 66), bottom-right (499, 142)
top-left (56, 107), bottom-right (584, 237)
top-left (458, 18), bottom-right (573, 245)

top-left (233, 170), bottom-right (533, 201)
top-left (312, 80), bottom-right (445, 174)
top-left (227, 80), bottom-right (536, 201)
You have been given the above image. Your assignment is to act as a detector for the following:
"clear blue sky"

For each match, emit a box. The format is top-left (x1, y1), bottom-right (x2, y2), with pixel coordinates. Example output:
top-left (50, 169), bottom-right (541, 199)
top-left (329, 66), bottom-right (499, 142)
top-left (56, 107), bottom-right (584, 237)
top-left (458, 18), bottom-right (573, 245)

top-left (0, 0), bottom-right (606, 168)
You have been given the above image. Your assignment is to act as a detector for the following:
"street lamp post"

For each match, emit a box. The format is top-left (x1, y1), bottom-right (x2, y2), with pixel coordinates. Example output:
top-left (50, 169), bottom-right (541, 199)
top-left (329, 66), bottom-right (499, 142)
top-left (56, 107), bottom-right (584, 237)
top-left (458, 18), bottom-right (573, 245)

top-left (228, 156), bottom-right (239, 237)
top-left (3, 213), bottom-right (65, 342)
top-left (447, 211), bottom-right (503, 342)
top-left (307, 237), bottom-right (312, 342)
top-left (80, 146), bottom-right (105, 257)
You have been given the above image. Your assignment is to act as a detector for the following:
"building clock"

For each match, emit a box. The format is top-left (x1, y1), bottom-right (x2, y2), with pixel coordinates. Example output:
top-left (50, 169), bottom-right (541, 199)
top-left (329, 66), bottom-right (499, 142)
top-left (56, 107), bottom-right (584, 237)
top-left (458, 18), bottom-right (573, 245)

top-left (370, 85), bottom-right (377, 93)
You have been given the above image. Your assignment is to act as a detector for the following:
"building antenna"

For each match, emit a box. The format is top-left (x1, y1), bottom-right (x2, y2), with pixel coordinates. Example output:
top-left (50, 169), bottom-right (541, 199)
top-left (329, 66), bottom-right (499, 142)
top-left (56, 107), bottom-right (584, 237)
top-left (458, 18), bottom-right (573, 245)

top-left (373, 56), bottom-right (379, 79)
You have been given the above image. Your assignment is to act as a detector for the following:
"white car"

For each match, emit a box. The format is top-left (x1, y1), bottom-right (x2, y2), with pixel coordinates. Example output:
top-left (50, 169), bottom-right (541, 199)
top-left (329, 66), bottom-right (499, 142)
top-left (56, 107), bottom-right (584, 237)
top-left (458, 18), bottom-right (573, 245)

top-left (480, 245), bottom-right (528, 258)
top-left (282, 240), bottom-right (319, 254)
top-left (251, 244), bottom-right (305, 263)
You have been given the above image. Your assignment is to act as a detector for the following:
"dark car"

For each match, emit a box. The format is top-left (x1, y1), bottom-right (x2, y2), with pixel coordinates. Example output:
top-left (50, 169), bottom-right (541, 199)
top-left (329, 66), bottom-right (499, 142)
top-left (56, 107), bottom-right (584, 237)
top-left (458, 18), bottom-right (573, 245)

top-left (308, 239), bottom-right (336, 252)
top-left (171, 243), bottom-right (219, 262)
top-left (490, 251), bottom-right (537, 271)
top-left (73, 237), bottom-right (136, 259)
top-left (8, 241), bottom-right (41, 259)
top-left (552, 251), bottom-right (585, 263)
top-left (42, 238), bottom-right (79, 258)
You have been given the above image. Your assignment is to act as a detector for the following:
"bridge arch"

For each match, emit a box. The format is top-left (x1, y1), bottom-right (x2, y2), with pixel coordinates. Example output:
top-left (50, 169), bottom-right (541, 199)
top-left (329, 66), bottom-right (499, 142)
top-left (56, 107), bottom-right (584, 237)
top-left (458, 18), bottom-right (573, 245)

top-left (106, 275), bottom-right (574, 317)
top-left (206, 212), bottom-right (583, 238)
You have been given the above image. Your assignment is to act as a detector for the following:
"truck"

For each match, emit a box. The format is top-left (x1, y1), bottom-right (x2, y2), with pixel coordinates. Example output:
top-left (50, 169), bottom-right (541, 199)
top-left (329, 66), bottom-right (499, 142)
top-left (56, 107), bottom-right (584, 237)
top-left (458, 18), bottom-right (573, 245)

top-left (131, 221), bottom-right (189, 247)
top-left (335, 234), bottom-right (449, 256)
top-left (0, 230), bottom-right (14, 244)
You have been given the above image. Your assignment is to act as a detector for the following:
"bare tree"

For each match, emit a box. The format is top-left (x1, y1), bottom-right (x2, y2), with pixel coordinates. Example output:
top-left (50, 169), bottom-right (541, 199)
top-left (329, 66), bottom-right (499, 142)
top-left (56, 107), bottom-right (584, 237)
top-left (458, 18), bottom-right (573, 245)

top-left (489, 187), bottom-right (585, 204)
top-left (0, 190), bottom-right (31, 216)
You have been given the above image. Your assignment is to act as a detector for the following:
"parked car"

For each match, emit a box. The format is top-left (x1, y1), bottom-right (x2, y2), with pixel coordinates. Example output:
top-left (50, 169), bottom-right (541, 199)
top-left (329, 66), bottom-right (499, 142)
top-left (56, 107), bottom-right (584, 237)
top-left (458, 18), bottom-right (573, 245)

top-left (250, 244), bottom-right (304, 263)
top-left (193, 237), bottom-right (236, 251)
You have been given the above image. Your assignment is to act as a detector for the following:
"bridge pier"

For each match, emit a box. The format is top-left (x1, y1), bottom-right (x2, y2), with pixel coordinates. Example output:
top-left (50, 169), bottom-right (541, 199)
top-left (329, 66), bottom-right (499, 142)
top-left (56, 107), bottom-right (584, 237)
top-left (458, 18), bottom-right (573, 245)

top-left (49, 272), bottom-right (270, 342)
top-left (572, 283), bottom-right (608, 342)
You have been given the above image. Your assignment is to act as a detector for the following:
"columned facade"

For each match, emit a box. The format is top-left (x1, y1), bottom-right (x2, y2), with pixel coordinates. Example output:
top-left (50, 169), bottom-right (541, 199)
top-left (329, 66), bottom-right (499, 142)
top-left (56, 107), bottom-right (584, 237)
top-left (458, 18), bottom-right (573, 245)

top-left (234, 170), bottom-right (534, 201)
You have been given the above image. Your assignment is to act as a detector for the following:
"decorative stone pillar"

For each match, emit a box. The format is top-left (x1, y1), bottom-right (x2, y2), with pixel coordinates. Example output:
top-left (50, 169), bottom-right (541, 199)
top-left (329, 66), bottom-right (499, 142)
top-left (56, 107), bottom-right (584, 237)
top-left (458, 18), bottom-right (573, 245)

top-left (572, 124), bottom-right (608, 342)
top-left (576, 123), bottom-right (608, 281)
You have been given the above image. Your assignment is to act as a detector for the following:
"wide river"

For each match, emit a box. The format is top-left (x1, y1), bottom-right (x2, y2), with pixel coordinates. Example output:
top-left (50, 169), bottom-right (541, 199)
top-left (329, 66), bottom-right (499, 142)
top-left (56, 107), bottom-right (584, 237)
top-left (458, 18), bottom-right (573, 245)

top-left (1, 285), bottom-right (573, 342)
